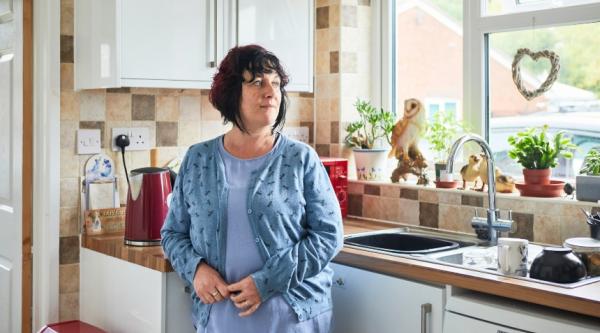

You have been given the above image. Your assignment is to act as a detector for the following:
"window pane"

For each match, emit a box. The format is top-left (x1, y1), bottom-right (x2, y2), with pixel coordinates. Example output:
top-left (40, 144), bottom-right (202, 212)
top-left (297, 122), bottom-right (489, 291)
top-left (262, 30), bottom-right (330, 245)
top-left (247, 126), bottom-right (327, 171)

top-left (394, 0), bottom-right (463, 162)
top-left (488, 21), bottom-right (600, 180)
top-left (484, 0), bottom-right (600, 16)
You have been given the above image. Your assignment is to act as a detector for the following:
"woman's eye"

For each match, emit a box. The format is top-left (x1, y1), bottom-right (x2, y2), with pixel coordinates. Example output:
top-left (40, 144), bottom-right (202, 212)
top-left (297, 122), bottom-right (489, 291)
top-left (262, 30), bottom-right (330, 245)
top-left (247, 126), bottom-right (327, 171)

top-left (252, 80), bottom-right (262, 86)
top-left (272, 81), bottom-right (281, 87)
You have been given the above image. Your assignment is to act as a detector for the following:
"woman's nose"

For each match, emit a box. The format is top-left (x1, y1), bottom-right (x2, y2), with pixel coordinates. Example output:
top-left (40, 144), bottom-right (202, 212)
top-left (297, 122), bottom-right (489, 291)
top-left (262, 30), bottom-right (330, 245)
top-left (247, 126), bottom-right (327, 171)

top-left (263, 82), bottom-right (277, 97)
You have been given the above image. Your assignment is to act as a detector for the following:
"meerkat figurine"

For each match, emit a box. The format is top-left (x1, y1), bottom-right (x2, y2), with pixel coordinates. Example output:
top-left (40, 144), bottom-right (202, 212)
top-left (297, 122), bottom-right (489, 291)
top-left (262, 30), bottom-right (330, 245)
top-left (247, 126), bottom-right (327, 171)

top-left (460, 154), bottom-right (482, 189)
top-left (389, 98), bottom-right (427, 162)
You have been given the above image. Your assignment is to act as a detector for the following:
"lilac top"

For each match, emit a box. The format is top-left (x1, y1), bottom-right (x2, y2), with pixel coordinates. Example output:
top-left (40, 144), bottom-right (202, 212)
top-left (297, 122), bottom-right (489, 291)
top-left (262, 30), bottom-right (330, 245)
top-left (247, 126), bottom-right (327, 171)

top-left (196, 136), bottom-right (332, 333)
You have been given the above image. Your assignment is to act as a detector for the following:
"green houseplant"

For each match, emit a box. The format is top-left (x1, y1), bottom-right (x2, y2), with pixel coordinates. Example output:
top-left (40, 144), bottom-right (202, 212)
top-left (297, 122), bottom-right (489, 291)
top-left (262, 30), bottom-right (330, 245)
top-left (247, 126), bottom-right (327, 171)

top-left (576, 148), bottom-right (600, 202)
top-left (507, 124), bottom-right (576, 185)
top-left (345, 99), bottom-right (395, 180)
top-left (424, 111), bottom-right (467, 183)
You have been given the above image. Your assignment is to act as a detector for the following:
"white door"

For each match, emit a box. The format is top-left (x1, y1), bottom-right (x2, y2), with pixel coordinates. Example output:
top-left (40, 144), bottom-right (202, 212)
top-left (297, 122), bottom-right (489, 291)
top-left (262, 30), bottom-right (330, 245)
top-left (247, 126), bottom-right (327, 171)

top-left (0, 0), bottom-right (23, 332)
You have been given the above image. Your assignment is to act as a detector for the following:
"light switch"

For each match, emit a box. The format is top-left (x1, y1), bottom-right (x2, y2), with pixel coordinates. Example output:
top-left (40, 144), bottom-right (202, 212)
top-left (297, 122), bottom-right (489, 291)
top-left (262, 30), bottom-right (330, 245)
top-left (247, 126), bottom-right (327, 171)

top-left (77, 129), bottom-right (102, 155)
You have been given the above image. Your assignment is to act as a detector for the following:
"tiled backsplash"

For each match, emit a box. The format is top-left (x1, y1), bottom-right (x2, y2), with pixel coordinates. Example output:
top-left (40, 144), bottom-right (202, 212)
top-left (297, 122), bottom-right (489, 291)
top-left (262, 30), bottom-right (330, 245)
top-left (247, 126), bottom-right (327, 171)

top-left (348, 180), bottom-right (600, 246)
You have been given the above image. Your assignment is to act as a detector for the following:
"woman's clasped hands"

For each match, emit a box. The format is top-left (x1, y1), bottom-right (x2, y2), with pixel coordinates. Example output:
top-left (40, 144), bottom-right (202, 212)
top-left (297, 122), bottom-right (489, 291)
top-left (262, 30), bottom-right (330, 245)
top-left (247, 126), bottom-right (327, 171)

top-left (193, 262), bottom-right (263, 317)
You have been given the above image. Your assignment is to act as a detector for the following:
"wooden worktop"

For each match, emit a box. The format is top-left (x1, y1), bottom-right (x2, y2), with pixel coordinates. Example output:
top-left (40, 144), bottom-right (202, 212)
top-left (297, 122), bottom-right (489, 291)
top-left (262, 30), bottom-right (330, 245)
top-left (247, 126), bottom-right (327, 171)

top-left (81, 218), bottom-right (600, 319)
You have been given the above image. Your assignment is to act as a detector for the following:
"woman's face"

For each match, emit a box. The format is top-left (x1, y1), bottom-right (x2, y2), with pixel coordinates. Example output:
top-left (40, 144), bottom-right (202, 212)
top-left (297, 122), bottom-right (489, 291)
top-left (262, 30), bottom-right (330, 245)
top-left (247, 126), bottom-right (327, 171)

top-left (239, 70), bottom-right (282, 133)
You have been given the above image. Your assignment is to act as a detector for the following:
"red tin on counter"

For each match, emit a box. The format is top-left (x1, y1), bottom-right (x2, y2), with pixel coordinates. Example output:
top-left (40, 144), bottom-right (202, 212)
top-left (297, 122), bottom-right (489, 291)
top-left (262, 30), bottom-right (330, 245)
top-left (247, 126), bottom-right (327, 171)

top-left (320, 158), bottom-right (348, 217)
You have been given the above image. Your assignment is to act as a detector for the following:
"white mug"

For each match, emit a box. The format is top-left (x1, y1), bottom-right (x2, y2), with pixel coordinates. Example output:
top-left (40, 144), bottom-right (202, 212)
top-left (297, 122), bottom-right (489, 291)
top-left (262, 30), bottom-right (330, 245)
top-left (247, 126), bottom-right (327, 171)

top-left (497, 238), bottom-right (528, 276)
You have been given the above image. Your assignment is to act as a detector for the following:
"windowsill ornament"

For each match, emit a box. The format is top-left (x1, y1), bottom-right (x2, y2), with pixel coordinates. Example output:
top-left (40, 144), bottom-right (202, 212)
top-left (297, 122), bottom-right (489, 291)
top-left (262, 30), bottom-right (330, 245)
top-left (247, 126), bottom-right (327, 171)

top-left (511, 48), bottom-right (560, 100)
top-left (390, 98), bottom-right (428, 185)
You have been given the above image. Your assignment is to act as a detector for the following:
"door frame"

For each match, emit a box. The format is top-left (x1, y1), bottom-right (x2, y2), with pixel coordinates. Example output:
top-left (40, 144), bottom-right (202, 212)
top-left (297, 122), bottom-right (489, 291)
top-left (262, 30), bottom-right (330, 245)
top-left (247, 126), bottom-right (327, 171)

top-left (31, 0), bottom-right (60, 330)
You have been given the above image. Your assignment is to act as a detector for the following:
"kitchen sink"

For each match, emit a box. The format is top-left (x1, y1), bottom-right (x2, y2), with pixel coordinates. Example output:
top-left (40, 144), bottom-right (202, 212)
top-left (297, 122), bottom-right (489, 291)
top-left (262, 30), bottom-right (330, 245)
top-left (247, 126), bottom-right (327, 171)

top-left (344, 227), bottom-right (600, 288)
top-left (344, 228), bottom-right (481, 254)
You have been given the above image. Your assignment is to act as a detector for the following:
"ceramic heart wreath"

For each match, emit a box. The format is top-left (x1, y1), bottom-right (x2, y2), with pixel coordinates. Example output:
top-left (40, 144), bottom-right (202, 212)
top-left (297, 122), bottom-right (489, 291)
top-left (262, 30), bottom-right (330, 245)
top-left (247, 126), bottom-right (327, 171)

top-left (511, 48), bottom-right (560, 101)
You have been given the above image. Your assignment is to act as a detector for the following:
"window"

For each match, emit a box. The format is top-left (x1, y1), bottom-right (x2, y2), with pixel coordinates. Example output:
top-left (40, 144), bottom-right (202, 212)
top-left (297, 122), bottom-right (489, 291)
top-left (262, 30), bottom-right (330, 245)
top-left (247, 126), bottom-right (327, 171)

top-left (386, 0), bottom-right (600, 180)
top-left (392, 0), bottom-right (464, 163)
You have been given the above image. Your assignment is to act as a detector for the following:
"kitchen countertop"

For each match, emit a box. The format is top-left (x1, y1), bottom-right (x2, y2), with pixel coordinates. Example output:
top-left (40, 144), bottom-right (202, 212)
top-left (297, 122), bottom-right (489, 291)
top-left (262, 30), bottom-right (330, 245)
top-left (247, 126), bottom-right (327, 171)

top-left (81, 217), bottom-right (600, 318)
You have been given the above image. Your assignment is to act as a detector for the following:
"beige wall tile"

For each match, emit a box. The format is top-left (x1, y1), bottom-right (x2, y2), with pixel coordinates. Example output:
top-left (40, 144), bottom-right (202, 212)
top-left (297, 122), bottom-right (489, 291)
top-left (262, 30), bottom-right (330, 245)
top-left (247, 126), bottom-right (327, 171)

top-left (329, 4), bottom-right (340, 27)
top-left (60, 207), bottom-right (79, 237)
top-left (60, 120), bottom-right (78, 152)
top-left (60, 64), bottom-right (74, 91)
top-left (60, 148), bottom-right (79, 178)
top-left (179, 95), bottom-right (202, 121)
top-left (437, 191), bottom-right (461, 205)
top-left (397, 198), bottom-right (420, 224)
top-left (156, 95), bottom-right (179, 121)
top-left (316, 29), bottom-right (330, 53)
top-left (363, 195), bottom-right (398, 221)
top-left (315, 98), bottom-right (331, 121)
top-left (79, 90), bottom-right (106, 121)
top-left (60, 178), bottom-right (80, 208)
top-left (60, 91), bottom-right (79, 121)
top-left (178, 121), bottom-right (202, 147)
top-left (200, 93), bottom-right (221, 121)
top-left (419, 189), bottom-right (439, 203)
top-left (60, 1), bottom-right (74, 36)
top-left (534, 201), bottom-right (563, 216)
top-left (329, 28), bottom-right (340, 52)
top-left (59, 263), bottom-right (80, 294)
top-left (106, 93), bottom-right (132, 121)
top-left (129, 151), bottom-right (151, 170)
top-left (560, 215), bottom-right (591, 242)
top-left (357, 5), bottom-right (370, 29)
top-left (316, 51), bottom-right (330, 75)
top-left (59, 292), bottom-right (79, 321)
top-left (533, 215), bottom-right (562, 245)
top-left (131, 88), bottom-right (160, 95)
top-left (496, 196), bottom-right (535, 213)
top-left (348, 182), bottom-right (364, 194)
top-left (316, 120), bottom-right (330, 144)
top-left (200, 121), bottom-right (230, 141)
top-left (380, 185), bottom-right (400, 197)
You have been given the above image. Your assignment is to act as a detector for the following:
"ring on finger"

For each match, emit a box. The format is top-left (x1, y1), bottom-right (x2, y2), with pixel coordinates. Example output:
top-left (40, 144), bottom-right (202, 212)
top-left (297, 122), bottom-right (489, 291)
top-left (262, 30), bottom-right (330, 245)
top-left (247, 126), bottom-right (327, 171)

top-left (211, 290), bottom-right (220, 297)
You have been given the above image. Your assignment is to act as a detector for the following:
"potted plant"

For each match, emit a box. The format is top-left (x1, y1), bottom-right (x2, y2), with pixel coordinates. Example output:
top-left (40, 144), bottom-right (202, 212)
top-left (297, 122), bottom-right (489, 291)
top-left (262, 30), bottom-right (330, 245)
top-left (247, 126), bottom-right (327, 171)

top-left (345, 99), bottom-right (395, 181)
top-left (507, 124), bottom-right (576, 186)
top-left (576, 148), bottom-right (600, 202)
top-left (424, 111), bottom-right (467, 185)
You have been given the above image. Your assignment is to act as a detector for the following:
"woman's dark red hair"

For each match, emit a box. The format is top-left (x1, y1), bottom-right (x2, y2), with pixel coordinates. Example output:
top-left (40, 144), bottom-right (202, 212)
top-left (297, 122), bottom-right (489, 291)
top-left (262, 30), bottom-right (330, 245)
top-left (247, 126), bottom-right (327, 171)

top-left (209, 44), bottom-right (289, 133)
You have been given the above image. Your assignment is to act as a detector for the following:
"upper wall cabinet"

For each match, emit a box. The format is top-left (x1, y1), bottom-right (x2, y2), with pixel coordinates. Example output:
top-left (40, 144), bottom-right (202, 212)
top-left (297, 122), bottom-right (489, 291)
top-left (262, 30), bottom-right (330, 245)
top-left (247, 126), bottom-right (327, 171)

top-left (236, 0), bottom-right (314, 92)
top-left (74, 0), bottom-right (234, 90)
top-left (75, 0), bottom-right (313, 92)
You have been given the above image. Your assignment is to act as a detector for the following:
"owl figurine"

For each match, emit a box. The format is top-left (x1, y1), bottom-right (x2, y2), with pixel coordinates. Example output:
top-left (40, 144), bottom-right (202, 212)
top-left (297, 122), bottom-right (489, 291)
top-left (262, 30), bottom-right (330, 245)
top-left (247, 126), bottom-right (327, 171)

top-left (389, 98), bottom-right (427, 163)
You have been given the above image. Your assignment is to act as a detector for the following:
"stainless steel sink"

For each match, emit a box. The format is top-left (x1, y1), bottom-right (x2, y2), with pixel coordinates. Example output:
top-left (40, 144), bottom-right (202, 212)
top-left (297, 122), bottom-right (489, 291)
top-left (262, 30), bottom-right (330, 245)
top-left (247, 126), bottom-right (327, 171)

top-left (344, 228), bottom-right (482, 255)
top-left (344, 227), bottom-right (600, 288)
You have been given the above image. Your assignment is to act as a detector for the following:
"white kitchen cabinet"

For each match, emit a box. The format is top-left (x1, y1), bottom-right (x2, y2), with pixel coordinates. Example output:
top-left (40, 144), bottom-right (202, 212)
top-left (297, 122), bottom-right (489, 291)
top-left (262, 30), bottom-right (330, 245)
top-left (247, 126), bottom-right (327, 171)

top-left (331, 263), bottom-right (445, 333)
top-left (236, 0), bottom-right (314, 92)
top-left (75, 0), bottom-right (234, 90)
top-left (80, 248), bottom-right (195, 333)
top-left (443, 287), bottom-right (600, 333)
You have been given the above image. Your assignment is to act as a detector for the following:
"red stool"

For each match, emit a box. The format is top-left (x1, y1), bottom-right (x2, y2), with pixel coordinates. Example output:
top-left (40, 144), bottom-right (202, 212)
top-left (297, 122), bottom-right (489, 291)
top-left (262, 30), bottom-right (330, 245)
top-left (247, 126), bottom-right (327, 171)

top-left (38, 320), bottom-right (106, 333)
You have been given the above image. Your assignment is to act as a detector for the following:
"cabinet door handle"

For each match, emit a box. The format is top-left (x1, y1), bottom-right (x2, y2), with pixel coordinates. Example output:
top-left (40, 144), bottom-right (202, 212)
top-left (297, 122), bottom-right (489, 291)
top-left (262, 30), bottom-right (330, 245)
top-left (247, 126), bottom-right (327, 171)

top-left (420, 303), bottom-right (432, 333)
top-left (208, 0), bottom-right (218, 67)
top-left (0, 49), bottom-right (14, 63)
top-left (0, 11), bottom-right (13, 23)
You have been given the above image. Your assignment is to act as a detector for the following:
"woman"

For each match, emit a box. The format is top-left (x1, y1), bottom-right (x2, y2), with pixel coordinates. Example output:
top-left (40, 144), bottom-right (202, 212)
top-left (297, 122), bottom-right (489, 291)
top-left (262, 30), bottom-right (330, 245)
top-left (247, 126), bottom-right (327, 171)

top-left (161, 44), bottom-right (344, 333)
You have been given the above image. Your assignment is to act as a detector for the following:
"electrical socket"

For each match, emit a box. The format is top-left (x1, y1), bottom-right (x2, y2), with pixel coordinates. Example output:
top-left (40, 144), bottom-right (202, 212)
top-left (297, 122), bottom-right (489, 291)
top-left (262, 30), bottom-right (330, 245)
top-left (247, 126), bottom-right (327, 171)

top-left (111, 127), bottom-right (151, 151)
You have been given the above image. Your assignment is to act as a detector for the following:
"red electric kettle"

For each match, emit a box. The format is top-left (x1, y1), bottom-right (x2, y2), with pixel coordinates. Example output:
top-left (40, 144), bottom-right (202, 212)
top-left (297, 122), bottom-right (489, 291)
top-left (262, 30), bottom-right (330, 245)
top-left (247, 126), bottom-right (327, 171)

top-left (124, 167), bottom-right (172, 246)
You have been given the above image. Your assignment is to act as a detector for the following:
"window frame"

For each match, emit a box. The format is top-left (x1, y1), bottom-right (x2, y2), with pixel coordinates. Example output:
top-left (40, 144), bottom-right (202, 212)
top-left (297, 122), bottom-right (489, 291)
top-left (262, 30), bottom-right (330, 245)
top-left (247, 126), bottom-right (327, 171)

top-left (466, 0), bottom-right (600, 139)
top-left (377, 0), bottom-right (600, 138)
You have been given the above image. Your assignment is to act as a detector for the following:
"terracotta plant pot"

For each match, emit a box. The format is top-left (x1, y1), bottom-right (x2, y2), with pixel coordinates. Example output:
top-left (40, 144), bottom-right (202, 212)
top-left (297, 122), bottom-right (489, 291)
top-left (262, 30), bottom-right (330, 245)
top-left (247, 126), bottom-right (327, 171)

top-left (522, 168), bottom-right (551, 185)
